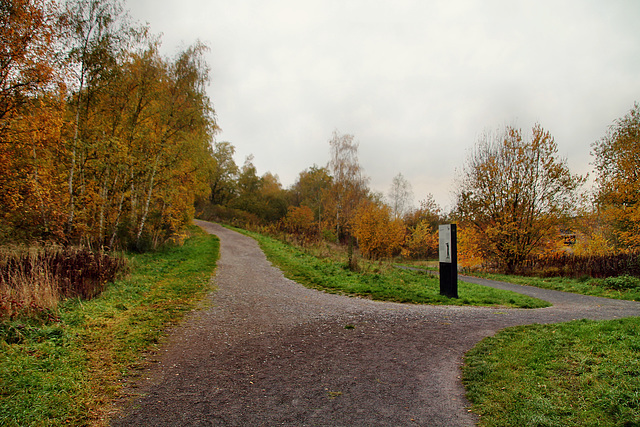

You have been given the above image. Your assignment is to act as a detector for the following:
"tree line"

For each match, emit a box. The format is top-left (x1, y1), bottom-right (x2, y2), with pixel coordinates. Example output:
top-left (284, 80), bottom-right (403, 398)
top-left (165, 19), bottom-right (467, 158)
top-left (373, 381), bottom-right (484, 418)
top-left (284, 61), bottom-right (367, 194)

top-left (197, 130), bottom-right (444, 264)
top-left (1, 0), bottom-right (216, 250)
top-left (199, 107), bottom-right (640, 276)
top-left (3, 1), bottom-right (639, 276)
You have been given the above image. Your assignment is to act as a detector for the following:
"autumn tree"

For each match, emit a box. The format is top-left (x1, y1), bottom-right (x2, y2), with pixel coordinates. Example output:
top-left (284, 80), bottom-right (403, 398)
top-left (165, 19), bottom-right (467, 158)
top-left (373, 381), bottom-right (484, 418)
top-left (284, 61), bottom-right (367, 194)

top-left (325, 131), bottom-right (369, 240)
top-left (404, 195), bottom-right (442, 229)
top-left (64, 0), bottom-right (141, 237)
top-left (0, 0), bottom-right (63, 133)
top-left (456, 223), bottom-right (486, 268)
top-left (388, 173), bottom-right (413, 219)
top-left (0, 0), bottom-right (218, 249)
top-left (0, 94), bottom-right (68, 242)
top-left (283, 205), bottom-right (316, 237)
top-left (0, 0), bottom-right (68, 242)
top-left (454, 124), bottom-right (585, 272)
top-left (259, 172), bottom-right (288, 222)
top-left (208, 141), bottom-right (239, 205)
top-left (227, 156), bottom-right (288, 223)
top-left (57, 38), bottom-right (216, 248)
top-left (592, 102), bottom-right (640, 249)
top-left (290, 165), bottom-right (332, 222)
top-left (62, 10), bottom-right (216, 249)
top-left (571, 204), bottom-right (615, 256)
top-left (352, 199), bottom-right (406, 259)
top-left (128, 42), bottom-right (217, 248)
top-left (403, 195), bottom-right (442, 259)
top-left (324, 130), bottom-right (369, 268)
top-left (229, 155), bottom-right (262, 215)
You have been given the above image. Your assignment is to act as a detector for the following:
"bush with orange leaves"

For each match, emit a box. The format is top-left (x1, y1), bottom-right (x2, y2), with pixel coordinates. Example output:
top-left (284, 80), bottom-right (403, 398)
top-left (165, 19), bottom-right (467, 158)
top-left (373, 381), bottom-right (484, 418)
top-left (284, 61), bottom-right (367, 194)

top-left (283, 205), bottom-right (316, 237)
top-left (457, 223), bottom-right (486, 269)
top-left (352, 200), bottom-right (406, 259)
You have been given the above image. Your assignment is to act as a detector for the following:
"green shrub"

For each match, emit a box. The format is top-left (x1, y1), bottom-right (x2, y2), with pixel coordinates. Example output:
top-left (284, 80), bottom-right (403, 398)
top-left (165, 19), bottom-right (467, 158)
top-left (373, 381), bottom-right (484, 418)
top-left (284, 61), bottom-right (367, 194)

top-left (603, 275), bottom-right (640, 291)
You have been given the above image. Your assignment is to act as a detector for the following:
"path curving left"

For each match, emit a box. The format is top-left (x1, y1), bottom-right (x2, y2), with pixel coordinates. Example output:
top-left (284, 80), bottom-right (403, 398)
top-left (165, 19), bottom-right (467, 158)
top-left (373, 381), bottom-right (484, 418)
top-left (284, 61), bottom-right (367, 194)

top-left (111, 220), bottom-right (640, 426)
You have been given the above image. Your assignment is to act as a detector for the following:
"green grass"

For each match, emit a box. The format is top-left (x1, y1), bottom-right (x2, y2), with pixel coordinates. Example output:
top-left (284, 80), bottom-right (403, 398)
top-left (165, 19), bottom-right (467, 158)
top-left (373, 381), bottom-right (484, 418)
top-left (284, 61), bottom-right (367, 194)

top-left (463, 317), bottom-right (640, 426)
top-left (477, 273), bottom-right (640, 301)
top-left (244, 230), bottom-right (549, 308)
top-left (0, 227), bottom-right (219, 426)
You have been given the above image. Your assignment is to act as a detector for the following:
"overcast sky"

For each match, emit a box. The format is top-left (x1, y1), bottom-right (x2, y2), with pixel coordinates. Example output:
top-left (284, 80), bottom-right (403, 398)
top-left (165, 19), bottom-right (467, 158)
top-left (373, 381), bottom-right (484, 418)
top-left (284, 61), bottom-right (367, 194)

top-left (127, 0), bottom-right (640, 210)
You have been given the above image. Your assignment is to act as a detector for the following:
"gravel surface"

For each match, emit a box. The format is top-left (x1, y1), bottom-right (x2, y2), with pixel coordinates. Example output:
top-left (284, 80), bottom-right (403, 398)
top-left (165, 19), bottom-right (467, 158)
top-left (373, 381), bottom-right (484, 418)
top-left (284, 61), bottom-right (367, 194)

top-left (110, 220), bottom-right (640, 426)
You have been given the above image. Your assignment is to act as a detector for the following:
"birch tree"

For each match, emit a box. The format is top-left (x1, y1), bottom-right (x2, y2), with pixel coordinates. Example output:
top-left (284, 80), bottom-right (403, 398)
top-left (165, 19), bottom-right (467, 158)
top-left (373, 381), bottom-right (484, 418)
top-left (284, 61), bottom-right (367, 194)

top-left (64, 0), bottom-right (135, 235)
top-left (388, 172), bottom-right (413, 219)
top-left (325, 130), bottom-right (369, 269)
top-left (325, 130), bottom-right (369, 239)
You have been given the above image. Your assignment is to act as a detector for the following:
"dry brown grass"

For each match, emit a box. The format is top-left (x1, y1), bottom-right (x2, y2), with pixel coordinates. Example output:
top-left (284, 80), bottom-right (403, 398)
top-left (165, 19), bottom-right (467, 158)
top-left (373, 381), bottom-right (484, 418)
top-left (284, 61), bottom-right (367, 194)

top-left (0, 245), bottom-right (126, 319)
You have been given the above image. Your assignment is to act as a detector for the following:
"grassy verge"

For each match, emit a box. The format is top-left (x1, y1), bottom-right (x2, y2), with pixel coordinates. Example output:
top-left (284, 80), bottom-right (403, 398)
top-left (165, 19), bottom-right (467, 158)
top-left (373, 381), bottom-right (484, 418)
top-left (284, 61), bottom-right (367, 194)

top-left (477, 273), bottom-right (640, 301)
top-left (463, 317), bottom-right (640, 426)
top-left (0, 226), bottom-right (219, 426)
top-left (244, 230), bottom-right (549, 308)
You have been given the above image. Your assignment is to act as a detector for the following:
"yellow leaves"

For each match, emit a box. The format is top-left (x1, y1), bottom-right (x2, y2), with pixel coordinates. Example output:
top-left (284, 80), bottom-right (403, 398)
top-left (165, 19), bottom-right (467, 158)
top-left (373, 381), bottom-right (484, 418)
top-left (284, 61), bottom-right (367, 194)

top-left (455, 124), bottom-right (584, 271)
top-left (283, 206), bottom-right (316, 235)
top-left (352, 200), bottom-right (406, 259)
top-left (457, 225), bottom-right (486, 269)
top-left (593, 103), bottom-right (640, 250)
top-left (0, 0), bottom-right (63, 127)
top-left (0, 92), bottom-right (68, 240)
top-left (404, 220), bottom-right (438, 259)
top-left (573, 230), bottom-right (615, 257)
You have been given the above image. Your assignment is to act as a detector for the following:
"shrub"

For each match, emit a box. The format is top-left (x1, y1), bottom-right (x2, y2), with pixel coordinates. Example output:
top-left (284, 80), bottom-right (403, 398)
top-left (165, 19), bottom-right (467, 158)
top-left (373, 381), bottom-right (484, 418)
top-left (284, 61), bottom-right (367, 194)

top-left (603, 275), bottom-right (640, 291)
top-left (321, 228), bottom-right (337, 243)
top-left (352, 201), bottom-right (406, 259)
top-left (404, 220), bottom-right (438, 259)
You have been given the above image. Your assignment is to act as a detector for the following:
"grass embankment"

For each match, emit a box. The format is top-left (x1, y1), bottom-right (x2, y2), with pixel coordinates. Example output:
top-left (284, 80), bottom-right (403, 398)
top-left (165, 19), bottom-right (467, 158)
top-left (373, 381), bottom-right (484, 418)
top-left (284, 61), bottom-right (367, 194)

top-left (244, 230), bottom-right (548, 308)
top-left (0, 227), bottom-right (219, 426)
top-left (477, 272), bottom-right (640, 301)
top-left (463, 270), bottom-right (640, 425)
top-left (463, 317), bottom-right (640, 426)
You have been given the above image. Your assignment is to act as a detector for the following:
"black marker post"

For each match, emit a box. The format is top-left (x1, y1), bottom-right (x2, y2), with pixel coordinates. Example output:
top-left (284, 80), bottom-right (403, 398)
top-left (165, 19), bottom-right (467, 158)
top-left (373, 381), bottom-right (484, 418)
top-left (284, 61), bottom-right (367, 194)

top-left (438, 224), bottom-right (458, 299)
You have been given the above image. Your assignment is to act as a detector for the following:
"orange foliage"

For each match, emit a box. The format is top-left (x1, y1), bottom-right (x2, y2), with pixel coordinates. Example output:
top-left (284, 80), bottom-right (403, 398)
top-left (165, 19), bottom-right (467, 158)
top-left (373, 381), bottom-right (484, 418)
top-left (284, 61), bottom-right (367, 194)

top-left (457, 224), bottom-right (486, 269)
top-left (0, 94), bottom-right (68, 241)
top-left (352, 201), bottom-right (406, 259)
top-left (0, 0), bottom-right (67, 242)
top-left (0, 5), bottom-right (217, 249)
top-left (593, 103), bottom-right (640, 249)
top-left (0, 0), bottom-right (62, 128)
top-left (283, 205), bottom-right (316, 236)
top-left (573, 230), bottom-right (615, 257)
top-left (454, 124), bottom-right (585, 272)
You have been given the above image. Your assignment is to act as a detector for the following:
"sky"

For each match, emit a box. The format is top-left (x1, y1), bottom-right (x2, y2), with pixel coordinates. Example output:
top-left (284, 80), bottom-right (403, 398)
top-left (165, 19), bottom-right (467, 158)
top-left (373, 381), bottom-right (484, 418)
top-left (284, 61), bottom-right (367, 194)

top-left (126, 0), bottom-right (640, 210)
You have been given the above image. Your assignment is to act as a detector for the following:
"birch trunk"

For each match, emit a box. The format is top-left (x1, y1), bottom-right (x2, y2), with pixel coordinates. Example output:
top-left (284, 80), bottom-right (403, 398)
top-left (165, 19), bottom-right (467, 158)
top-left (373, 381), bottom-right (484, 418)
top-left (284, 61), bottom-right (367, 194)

top-left (136, 154), bottom-right (160, 243)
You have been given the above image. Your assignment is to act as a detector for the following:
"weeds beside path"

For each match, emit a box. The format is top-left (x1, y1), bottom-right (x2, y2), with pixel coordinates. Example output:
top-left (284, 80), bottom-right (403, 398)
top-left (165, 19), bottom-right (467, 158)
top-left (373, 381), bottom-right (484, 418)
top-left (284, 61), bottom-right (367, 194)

top-left (112, 221), bottom-right (640, 426)
top-left (0, 227), bottom-right (219, 426)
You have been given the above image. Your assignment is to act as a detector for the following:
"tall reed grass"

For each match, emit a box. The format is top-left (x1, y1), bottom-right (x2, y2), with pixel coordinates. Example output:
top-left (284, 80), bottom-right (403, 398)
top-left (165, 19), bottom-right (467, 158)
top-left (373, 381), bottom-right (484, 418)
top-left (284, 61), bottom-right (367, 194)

top-left (517, 251), bottom-right (640, 278)
top-left (0, 246), bottom-right (127, 319)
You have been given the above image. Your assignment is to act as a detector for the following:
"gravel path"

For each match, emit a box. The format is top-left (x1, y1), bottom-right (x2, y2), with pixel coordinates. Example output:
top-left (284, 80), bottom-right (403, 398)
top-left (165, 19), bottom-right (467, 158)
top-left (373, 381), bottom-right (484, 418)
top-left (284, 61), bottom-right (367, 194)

top-left (111, 221), bottom-right (640, 426)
